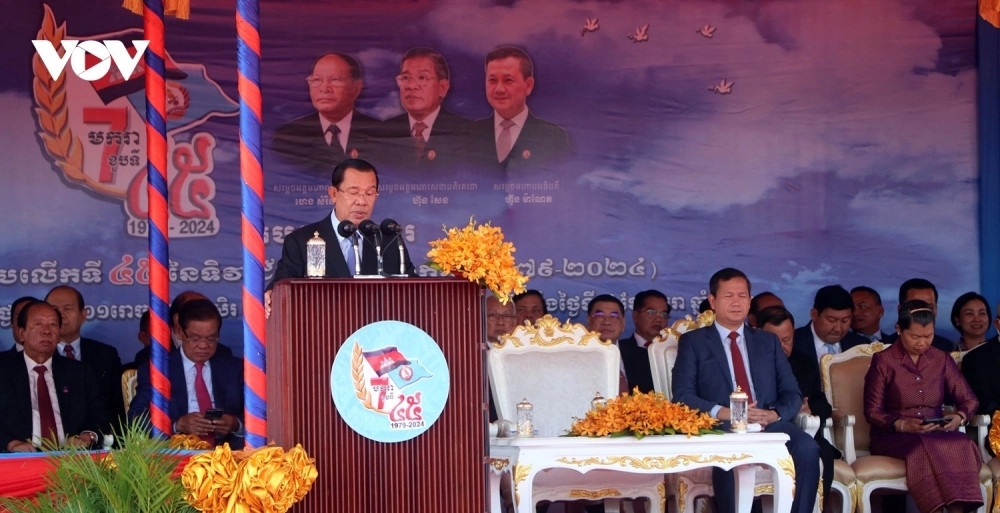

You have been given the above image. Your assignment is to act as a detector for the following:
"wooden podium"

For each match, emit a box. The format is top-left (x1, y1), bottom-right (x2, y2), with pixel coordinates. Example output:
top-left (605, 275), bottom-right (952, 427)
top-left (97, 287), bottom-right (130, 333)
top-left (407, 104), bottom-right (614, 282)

top-left (267, 278), bottom-right (487, 513)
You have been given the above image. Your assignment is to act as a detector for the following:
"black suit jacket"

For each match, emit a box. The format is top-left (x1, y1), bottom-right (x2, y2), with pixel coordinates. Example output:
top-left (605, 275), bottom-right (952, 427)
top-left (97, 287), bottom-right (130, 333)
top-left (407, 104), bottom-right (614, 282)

top-left (961, 336), bottom-right (1000, 417)
top-left (791, 322), bottom-right (866, 365)
top-left (470, 112), bottom-right (570, 174)
top-left (376, 109), bottom-right (473, 172)
top-left (272, 111), bottom-right (382, 173)
top-left (0, 352), bottom-right (112, 451)
top-left (77, 337), bottom-right (125, 420)
top-left (617, 335), bottom-right (655, 394)
top-left (268, 215), bottom-right (417, 288)
top-left (128, 349), bottom-right (245, 449)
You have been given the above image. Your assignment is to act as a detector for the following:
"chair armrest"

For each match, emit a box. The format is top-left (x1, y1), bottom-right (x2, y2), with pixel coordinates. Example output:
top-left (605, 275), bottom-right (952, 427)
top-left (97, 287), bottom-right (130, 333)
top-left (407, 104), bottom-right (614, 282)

top-left (831, 410), bottom-right (858, 463)
top-left (967, 414), bottom-right (992, 461)
top-left (795, 413), bottom-right (821, 438)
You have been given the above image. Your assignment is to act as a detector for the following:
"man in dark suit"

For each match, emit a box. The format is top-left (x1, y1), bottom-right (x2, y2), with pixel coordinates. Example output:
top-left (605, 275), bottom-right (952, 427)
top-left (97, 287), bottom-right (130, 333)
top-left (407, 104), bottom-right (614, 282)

top-left (266, 159), bottom-right (416, 315)
top-left (378, 48), bottom-right (472, 173)
top-left (470, 46), bottom-right (569, 175)
top-left (618, 289), bottom-right (671, 394)
top-left (1, 301), bottom-right (110, 452)
top-left (672, 268), bottom-right (819, 513)
top-left (883, 278), bottom-right (957, 351)
top-left (45, 286), bottom-right (125, 421)
top-left (850, 286), bottom-right (891, 342)
top-left (3, 296), bottom-right (36, 353)
top-left (272, 52), bottom-right (380, 173)
top-left (129, 299), bottom-right (245, 449)
top-left (791, 285), bottom-right (867, 366)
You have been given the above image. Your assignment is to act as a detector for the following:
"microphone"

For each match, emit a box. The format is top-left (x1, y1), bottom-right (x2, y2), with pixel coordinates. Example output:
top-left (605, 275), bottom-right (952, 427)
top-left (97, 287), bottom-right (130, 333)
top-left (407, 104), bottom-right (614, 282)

top-left (357, 219), bottom-right (384, 275)
top-left (380, 218), bottom-right (402, 235)
top-left (336, 220), bottom-right (357, 238)
top-left (336, 220), bottom-right (361, 276)
top-left (380, 219), bottom-right (406, 276)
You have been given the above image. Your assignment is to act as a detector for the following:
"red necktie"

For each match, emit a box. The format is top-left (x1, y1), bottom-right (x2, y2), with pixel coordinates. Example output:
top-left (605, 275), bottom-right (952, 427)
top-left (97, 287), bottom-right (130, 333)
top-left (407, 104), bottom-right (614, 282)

top-left (35, 365), bottom-right (58, 444)
top-left (194, 362), bottom-right (215, 445)
top-left (412, 121), bottom-right (428, 160)
top-left (619, 370), bottom-right (630, 396)
top-left (728, 331), bottom-right (753, 402)
top-left (63, 345), bottom-right (76, 360)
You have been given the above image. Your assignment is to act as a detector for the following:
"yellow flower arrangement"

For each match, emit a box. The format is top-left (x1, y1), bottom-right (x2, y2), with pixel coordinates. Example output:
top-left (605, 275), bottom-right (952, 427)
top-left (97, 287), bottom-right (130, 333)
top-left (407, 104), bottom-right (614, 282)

top-left (182, 443), bottom-right (318, 513)
top-left (569, 388), bottom-right (721, 439)
top-left (426, 218), bottom-right (528, 304)
top-left (169, 434), bottom-right (212, 450)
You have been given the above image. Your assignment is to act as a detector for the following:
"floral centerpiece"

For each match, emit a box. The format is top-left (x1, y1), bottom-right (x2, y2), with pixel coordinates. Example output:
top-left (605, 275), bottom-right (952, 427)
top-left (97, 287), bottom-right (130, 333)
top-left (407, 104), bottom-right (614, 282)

top-left (426, 217), bottom-right (528, 303)
top-left (182, 443), bottom-right (318, 513)
top-left (568, 388), bottom-right (721, 439)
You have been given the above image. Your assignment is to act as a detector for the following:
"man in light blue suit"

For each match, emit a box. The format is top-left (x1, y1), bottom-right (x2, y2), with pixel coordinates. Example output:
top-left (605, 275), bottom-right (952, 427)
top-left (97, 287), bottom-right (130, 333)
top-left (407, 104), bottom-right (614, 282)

top-left (672, 268), bottom-right (819, 513)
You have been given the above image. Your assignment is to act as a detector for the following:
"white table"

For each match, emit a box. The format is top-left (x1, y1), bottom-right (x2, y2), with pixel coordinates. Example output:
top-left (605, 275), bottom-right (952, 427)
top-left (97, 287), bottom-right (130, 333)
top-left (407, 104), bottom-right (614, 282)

top-left (489, 433), bottom-right (794, 513)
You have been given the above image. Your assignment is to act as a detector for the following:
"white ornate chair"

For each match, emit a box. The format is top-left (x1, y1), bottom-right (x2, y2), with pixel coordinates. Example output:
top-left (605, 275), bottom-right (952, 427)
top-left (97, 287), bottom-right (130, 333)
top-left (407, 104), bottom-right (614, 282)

top-left (489, 315), bottom-right (665, 513)
top-left (820, 343), bottom-right (991, 513)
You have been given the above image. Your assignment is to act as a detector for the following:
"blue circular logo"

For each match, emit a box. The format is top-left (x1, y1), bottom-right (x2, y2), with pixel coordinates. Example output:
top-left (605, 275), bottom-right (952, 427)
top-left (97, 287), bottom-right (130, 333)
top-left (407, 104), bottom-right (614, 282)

top-left (330, 320), bottom-right (450, 443)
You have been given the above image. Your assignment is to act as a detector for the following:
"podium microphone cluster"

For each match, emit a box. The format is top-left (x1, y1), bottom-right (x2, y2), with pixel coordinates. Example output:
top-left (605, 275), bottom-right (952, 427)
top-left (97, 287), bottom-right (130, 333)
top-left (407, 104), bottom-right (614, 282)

top-left (336, 219), bottom-right (407, 277)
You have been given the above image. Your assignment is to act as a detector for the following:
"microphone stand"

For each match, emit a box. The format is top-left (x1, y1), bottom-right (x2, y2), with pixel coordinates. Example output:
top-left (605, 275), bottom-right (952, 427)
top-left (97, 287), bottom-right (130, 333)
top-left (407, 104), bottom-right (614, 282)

top-left (351, 233), bottom-right (361, 277)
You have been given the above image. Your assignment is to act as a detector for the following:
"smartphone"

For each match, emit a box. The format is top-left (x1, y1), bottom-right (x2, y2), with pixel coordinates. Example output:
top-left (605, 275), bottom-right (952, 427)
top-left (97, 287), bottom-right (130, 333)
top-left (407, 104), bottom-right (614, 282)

top-left (204, 408), bottom-right (224, 421)
top-left (920, 416), bottom-right (948, 426)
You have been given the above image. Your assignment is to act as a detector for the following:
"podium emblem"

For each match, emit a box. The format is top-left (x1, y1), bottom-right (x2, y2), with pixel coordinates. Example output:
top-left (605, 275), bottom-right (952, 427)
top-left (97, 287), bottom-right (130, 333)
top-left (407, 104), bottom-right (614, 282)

top-left (330, 320), bottom-right (450, 443)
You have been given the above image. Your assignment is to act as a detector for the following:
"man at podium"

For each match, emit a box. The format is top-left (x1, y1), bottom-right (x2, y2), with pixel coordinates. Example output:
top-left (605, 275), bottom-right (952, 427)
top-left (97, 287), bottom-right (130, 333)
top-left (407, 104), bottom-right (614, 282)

top-left (266, 158), bottom-right (416, 315)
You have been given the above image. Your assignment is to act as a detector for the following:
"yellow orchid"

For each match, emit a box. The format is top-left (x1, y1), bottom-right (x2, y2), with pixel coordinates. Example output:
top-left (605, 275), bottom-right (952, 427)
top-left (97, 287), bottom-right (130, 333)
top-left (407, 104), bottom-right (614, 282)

top-left (426, 218), bottom-right (529, 303)
top-left (569, 388), bottom-right (721, 439)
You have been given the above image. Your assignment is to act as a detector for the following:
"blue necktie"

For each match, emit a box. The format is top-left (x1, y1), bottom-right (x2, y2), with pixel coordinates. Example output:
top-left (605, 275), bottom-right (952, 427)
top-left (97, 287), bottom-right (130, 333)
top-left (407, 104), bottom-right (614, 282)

top-left (342, 235), bottom-right (356, 276)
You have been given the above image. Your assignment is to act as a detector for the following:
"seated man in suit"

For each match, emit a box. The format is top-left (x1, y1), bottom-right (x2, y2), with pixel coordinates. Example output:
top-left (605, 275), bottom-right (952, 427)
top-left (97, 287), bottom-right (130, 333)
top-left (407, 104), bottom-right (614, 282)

top-left (129, 299), bottom-right (245, 448)
top-left (672, 268), bottom-right (819, 513)
top-left (791, 284), bottom-right (867, 365)
top-left (850, 286), bottom-right (890, 342)
top-left (619, 289), bottom-right (671, 393)
top-left (884, 278), bottom-right (957, 351)
top-left (470, 46), bottom-right (569, 175)
top-left (4, 296), bottom-right (36, 353)
top-left (1, 301), bottom-right (110, 452)
top-left (272, 52), bottom-right (380, 173)
top-left (512, 289), bottom-right (547, 327)
top-left (265, 158), bottom-right (416, 316)
top-left (485, 294), bottom-right (516, 345)
top-left (45, 285), bottom-right (125, 421)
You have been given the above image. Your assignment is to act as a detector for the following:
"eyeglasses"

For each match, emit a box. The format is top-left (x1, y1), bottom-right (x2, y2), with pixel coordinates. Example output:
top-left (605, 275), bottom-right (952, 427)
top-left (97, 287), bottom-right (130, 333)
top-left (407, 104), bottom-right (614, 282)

top-left (395, 73), bottom-right (436, 87)
top-left (487, 313), bottom-right (516, 321)
top-left (589, 311), bottom-right (622, 319)
top-left (183, 331), bottom-right (219, 346)
top-left (642, 309), bottom-right (670, 319)
top-left (306, 75), bottom-right (351, 88)
top-left (336, 187), bottom-right (379, 202)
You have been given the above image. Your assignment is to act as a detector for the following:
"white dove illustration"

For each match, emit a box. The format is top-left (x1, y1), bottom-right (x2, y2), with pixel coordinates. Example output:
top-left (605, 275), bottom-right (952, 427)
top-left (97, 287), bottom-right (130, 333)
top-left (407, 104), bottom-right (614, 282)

top-left (697, 24), bottom-right (716, 38)
top-left (709, 78), bottom-right (734, 95)
top-left (627, 24), bottom-right (649, 42)
top-left (581, 17), bottom-right (599, 36)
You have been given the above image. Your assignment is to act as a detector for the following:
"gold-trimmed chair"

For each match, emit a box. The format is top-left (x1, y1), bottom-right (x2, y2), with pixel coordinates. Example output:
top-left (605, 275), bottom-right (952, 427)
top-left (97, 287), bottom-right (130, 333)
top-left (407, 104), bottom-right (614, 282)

top-left (121, 368), bottom-right (138, 412)
top-left (821, 343), bottom-right (992, 513)
top-left (489, 315), bottom-right (665, 513)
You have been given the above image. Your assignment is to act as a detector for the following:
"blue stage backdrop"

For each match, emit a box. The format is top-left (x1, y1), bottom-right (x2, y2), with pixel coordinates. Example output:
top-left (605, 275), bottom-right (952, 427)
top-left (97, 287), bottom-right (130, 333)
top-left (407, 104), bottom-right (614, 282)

top-left (0, 0), bottom-right (987, 359)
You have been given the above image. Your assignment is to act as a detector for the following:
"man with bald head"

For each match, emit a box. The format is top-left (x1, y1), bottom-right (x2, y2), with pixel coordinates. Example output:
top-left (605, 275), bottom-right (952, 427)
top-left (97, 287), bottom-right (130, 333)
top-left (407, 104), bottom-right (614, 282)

top-left (272, 52), bottom-right (380, 172)
top-left (485, 295), bottom-right (516, 344)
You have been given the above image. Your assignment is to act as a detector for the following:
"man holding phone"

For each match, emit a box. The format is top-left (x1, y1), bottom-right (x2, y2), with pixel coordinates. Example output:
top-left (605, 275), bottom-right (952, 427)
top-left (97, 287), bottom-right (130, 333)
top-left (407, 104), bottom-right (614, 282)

top-left (128, 299), bottom-right (245, 448)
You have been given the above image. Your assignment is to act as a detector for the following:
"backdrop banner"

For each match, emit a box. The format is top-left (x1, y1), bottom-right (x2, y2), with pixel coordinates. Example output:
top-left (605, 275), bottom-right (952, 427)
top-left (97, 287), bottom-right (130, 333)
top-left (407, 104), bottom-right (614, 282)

top-left (0, 0), bottom-right (982, 358)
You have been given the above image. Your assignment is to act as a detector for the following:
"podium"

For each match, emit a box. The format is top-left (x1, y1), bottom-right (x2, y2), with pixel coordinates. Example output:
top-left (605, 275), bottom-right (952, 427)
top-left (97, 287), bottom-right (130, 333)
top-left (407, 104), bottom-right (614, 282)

top-left (267, 278), bottom-right (487, 513)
